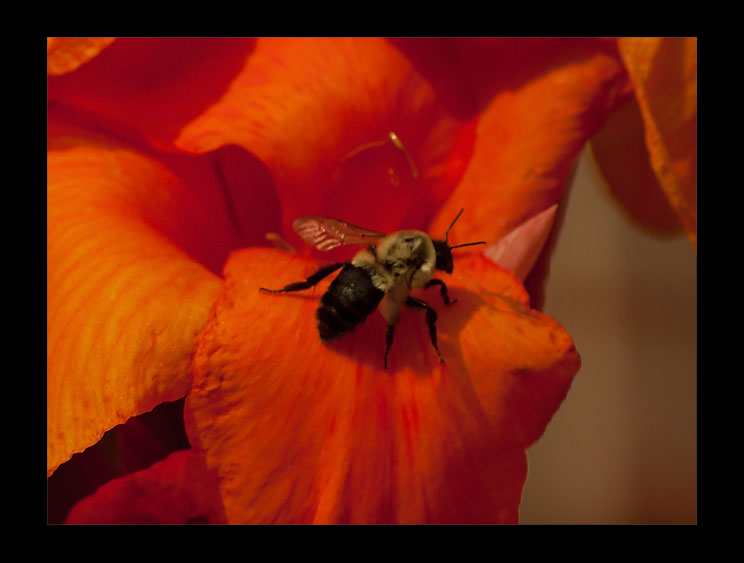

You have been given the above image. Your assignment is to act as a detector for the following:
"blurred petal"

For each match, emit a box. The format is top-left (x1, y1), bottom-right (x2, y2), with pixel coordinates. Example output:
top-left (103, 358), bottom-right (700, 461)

top-left (185, 248), bottom-right (579, 524)
top-left (65, 450), bottom-right (227, 524)
top-left (428, 39), bottom-right (631, 247)
top-left (484, 204), bottom-right (558, 281)
top-left (175, 37), bottom-right (464, 239)
top-left (47, 37), bottom-right (115, 76)
top-left (47, 113), bottom-right (229, 476)
top-left (617, 37), bottom-right (697, 247)
top-left (591, 95), bottom-right (681, 235)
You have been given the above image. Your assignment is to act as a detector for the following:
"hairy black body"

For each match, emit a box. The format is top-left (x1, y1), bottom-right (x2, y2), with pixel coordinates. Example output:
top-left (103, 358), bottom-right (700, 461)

top-left (317, 264), bottom-right (385, 341)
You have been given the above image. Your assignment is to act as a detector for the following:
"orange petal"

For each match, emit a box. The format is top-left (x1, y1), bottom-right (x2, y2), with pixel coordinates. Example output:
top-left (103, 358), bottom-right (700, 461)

top-left (185, 248), bottom-right (579, 523)
top-left (175, 37), bottom-right (464, 239)
top-left (47, 37), bottom-right (116, 76)
top-left (65, 450), bottom-right (227, 524)
top-left (429, 39), bottom-right (631, 248)
top-left (47, 113), bottom-right (228, 476)
top-left (590, 94), bottom-right (682, 235)
top-left (451, 255), bottom-right (579, 446)
top-left (617, 37), bottom-right (697, 248)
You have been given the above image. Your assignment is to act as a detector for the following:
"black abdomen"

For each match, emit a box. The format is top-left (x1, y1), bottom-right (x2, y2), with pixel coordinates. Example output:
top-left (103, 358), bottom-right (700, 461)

top-left (316, 264), bottom-right (384, 341)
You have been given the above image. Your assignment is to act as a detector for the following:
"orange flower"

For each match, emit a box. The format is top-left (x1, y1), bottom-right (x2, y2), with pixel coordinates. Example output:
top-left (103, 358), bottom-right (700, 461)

top-left (591, 37), bottom-right (697, 247)
top-left (49, 38), bottom-right (640, 524)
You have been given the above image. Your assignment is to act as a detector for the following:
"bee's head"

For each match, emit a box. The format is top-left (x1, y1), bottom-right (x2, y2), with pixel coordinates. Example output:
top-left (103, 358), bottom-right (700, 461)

top-left (433, 209), bottom-right (485, 274)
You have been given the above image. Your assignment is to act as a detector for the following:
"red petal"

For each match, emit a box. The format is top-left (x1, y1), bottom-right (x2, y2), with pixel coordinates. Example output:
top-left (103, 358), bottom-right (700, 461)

top-left (185, 249), bottom-right (579, 523)
top-left (47, 38), bottom-right (256, 148)
top-left (65, 450), bottom-right (226, 524)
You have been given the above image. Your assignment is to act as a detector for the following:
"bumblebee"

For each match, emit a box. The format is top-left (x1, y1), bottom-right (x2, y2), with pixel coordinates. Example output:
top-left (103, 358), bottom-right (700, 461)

top-left (260, 209), bottom-right (484, 368)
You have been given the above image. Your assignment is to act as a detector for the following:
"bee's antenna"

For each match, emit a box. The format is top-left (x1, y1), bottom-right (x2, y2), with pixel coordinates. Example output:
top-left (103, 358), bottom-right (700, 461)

top-left (445, 208), bottom-right (465, 244)
top-left (450, 241), bottom-right (486, 250)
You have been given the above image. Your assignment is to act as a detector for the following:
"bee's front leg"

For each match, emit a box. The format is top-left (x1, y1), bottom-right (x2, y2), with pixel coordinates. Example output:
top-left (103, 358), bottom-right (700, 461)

top-left (259, 262), bottom-right (346, 293)
top-left (406, 296), bottom-right (444, 364)
top-left (425, 278), bottom-right (457, 305)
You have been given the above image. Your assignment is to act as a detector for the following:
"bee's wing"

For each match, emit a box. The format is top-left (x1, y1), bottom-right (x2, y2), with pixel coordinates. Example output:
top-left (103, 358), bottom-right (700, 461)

top-left (293, 216), bottom-right (386, 251)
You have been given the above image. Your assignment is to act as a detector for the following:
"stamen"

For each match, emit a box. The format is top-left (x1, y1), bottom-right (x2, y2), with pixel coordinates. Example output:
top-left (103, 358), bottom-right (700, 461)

top-left (387, 132), bottom-right (419, 180)
top-left (265, 232), bottom-right (296, 253)
top-left (339, 131), bottom-right (419, 181)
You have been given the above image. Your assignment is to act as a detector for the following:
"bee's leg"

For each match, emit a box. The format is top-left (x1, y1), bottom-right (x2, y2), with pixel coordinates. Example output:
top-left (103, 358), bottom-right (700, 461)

top-left (384, 323), bottom-right (395, 369)
top-left (406, 296), bottom-right (444, 364)
top-left (259, 262), bottom-right (346, 293)
top-left (424, 278), bottom-right (457, 305)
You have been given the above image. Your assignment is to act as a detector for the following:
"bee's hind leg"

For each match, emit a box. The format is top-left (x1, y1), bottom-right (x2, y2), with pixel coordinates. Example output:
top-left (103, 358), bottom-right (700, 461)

top-left (406, 296), bottom-right (444, 364)
top-left (425, 278), bottom-right (457, 305)
top-left (259, 262), bottom-right (346, 293)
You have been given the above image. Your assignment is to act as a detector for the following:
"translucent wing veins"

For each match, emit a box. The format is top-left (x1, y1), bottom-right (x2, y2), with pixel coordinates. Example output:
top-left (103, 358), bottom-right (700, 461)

top-left (293, 216), bottom-right (386, 251)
